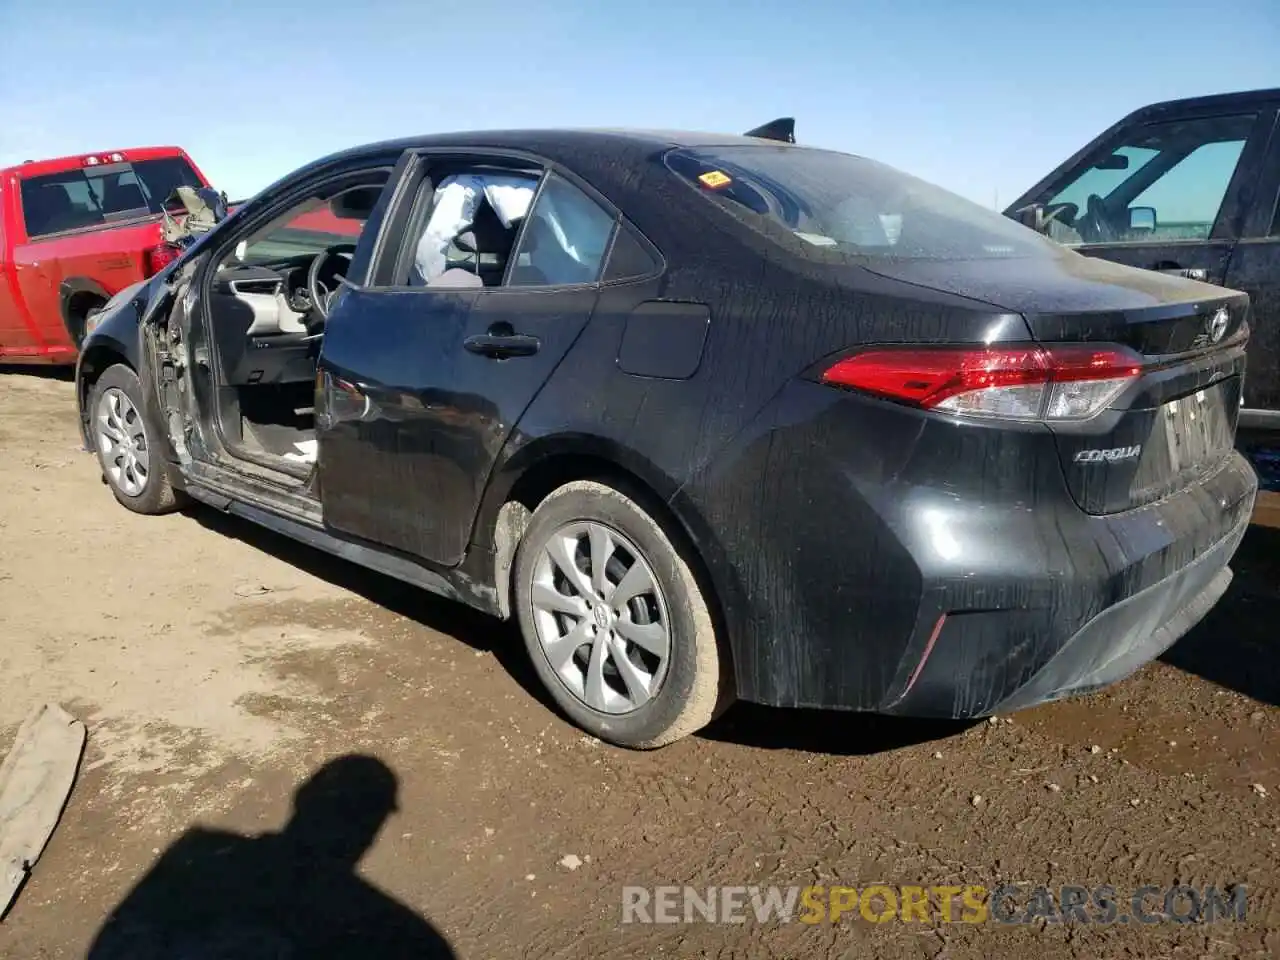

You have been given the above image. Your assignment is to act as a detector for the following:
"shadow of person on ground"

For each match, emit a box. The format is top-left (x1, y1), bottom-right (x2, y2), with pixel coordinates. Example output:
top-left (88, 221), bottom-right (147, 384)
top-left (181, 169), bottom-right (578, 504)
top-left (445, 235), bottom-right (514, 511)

top-left (1160, 523), bottom-right (1280, 708)
top-left (87, 754), bottom-right (457, 959)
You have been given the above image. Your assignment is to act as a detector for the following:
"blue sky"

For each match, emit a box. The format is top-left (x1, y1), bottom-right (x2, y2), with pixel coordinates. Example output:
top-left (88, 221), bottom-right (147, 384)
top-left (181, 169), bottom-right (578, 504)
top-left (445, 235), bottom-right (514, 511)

top-left (1, 0), bottom-right (1276, 208)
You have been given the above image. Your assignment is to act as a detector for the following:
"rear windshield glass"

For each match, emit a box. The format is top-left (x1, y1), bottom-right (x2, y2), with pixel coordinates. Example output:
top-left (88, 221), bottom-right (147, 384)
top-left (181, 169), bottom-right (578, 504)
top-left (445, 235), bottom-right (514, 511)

top-left (20, 156), bottom-right (203, 238)
top-left (666, 145), bottom-right (1055, 261)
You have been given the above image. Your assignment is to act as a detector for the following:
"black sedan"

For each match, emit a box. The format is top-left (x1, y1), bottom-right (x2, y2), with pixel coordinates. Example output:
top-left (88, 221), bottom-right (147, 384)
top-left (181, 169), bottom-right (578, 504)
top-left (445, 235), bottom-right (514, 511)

top-left (74, 120), bottom-right (1257, 748)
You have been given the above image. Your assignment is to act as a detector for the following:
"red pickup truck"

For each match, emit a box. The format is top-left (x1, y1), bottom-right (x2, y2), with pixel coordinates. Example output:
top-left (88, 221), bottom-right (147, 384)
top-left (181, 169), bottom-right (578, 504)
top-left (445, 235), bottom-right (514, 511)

top-left (0, 147), bottom-right (210, 365)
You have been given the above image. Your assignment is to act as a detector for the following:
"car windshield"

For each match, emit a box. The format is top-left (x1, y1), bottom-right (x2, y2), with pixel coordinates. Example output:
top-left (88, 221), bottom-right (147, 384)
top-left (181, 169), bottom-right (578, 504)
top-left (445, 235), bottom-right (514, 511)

top-left (666, 145), bottom-right (1056, 261)
top-left (19, 156), bottom-right (203, 239)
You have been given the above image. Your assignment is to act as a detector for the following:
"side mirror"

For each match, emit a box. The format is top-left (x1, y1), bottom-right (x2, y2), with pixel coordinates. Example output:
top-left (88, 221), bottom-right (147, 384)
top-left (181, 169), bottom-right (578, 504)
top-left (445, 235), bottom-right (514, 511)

top-left (1128, 206), bottom-right (1157, 233)
top-left (1012, 202), bottom-right (1077, 235)
top-left (1014, 203), bottom-right (1044, 231)
top-left (234, 239), bottom-right (248, 262)
top-left (192, 187), bottom-right (229, 223)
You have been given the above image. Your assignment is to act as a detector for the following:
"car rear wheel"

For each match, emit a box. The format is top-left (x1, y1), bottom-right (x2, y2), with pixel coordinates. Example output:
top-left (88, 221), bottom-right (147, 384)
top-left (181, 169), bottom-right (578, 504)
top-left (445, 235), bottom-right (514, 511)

top-left (514, 480), bottom-right (733, 749)
top-left (90, 364), bottom-right (184, 515)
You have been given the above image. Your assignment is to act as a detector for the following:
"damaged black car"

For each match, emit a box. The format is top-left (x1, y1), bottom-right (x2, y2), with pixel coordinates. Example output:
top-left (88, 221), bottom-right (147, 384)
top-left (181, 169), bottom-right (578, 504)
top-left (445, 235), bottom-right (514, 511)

top-left (74, 121), bottom-right (1257, 748)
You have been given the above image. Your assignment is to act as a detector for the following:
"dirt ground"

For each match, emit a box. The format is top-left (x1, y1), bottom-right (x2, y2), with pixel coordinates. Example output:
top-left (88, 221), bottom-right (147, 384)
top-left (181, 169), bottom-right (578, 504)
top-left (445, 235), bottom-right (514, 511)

top-left (0, 366), bottom-right (1276, 959)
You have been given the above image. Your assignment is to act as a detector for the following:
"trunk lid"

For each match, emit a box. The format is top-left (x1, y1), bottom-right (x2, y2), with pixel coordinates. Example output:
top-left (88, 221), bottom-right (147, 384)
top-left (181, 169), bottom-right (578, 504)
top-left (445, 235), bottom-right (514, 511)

top-left (862, 251), bottom-right (1250, 515)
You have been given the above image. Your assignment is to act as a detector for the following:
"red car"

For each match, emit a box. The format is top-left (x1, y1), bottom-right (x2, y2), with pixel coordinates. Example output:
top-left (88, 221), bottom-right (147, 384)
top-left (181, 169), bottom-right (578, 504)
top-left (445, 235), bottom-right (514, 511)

top-left (0, 147), bottom-right (210, 364)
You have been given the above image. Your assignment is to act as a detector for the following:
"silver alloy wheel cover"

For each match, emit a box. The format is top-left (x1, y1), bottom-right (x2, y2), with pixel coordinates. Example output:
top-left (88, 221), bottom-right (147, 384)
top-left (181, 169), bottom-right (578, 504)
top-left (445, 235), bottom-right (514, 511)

top-left (530, 520), bottom-right (672, 715)
top-left (96, 387), bottom-right (150, 498)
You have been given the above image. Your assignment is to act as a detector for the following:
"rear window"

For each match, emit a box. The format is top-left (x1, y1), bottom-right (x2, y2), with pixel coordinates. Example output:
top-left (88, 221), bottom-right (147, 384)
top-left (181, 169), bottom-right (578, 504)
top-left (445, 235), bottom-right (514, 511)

top-left (19, 156), bottom-right (203, 238)
top-left (666, 145), bottom-right (1055, 261)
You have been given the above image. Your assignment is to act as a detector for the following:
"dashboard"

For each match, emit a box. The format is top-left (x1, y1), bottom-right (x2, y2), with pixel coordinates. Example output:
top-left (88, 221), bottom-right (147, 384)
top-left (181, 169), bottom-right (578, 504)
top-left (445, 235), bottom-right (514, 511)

top-left (214, 261), bottom-right (317, 337)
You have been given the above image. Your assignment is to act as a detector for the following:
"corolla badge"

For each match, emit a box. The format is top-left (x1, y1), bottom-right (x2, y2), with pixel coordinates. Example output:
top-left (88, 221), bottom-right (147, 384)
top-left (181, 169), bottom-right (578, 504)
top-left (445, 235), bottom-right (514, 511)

top-left (1074, 445), bottom-right (1142, 464)
top-left (1209, 306), bottom-right (1229, 344)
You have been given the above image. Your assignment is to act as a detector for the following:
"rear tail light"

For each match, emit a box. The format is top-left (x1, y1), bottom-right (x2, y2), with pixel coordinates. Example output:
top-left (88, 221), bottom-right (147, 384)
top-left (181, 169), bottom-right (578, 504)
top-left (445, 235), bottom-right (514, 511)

top-left (820, 344), bottom-right (1143, 422)
top-left (145, 242), bottom-right (182, 276)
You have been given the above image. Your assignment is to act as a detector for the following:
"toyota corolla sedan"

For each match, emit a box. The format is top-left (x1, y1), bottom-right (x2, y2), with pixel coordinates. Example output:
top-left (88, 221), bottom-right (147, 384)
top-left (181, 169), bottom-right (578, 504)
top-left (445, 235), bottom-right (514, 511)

top-left (74, 119), bottom-right (1257, 748)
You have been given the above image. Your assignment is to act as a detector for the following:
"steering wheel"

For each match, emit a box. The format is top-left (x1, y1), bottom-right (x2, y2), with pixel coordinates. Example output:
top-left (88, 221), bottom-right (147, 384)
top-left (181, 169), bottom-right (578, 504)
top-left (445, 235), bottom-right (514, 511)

top-left (1078, 194), bottom-right (1118, 244)
top-left (306, 243), bottom-right (357, 322)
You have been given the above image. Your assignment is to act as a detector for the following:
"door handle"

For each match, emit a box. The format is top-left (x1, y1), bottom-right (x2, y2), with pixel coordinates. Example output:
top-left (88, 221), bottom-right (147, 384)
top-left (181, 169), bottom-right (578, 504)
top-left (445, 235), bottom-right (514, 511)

top-left (463, 330), bottom-right (541, 359)
top-left (1155, 265), bottom-right (1208, 281)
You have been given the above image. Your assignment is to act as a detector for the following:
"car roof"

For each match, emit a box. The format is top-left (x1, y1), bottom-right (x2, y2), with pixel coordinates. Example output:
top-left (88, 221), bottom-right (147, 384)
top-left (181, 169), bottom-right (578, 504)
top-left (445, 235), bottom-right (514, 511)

top-left (1122, 86), bottom-right (1280, 121)
top-left (319, 127), bottom-right (820, 169)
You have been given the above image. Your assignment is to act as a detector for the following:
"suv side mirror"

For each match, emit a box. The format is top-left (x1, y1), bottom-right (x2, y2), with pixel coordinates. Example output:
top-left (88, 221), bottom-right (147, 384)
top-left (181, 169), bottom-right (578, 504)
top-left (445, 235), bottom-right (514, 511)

top-left (1012, 202), bottom-right (1078, 236)
top-left (1128, 206), bottom-right (1157, 233)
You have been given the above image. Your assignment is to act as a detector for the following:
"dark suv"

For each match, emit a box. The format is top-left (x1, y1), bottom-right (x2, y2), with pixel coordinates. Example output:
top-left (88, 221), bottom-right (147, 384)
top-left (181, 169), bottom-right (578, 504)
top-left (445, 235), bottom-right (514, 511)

top-left (1006, 87), bottom-right (1280, 493)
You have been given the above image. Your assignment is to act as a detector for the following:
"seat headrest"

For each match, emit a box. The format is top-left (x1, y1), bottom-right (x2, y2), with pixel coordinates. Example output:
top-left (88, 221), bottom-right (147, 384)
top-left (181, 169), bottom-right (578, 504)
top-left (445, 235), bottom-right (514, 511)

top-left (466, 198), bottom-right (513, 253)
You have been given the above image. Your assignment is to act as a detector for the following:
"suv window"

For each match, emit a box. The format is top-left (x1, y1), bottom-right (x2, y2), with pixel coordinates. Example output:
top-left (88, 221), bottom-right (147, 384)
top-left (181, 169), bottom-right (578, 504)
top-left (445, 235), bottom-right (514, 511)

top-left (667, 145), bottom-right (1054, 261)
top-left (1043, 114), bottom-right (1256, 245)
top-left (19, 156), bottom-right (203, 238)
top-left (508, 174), bottom-right (617, 287)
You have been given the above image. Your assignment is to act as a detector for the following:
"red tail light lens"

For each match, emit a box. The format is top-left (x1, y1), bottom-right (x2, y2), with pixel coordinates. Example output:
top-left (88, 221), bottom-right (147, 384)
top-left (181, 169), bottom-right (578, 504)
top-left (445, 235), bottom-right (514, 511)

top-left (821, 345), bottom-right (1143, 422)
top-left (145, 242), bottom-right (182, 276)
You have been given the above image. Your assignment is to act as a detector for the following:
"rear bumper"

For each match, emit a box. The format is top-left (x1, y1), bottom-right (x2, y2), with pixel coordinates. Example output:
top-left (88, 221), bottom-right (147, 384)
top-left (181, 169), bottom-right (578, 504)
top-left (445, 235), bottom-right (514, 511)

top-left (884, 505), bottom-right (1246, 717)
top-left (682, 380), bottom-right (1258, 715)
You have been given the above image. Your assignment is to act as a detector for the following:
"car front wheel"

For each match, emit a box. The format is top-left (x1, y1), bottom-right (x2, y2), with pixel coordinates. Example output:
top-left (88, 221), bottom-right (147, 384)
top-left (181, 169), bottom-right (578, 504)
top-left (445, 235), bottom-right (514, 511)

top-left (89, 363), bottom-right (185, 515)
top-left (514, 480), bottom-right (733, 749)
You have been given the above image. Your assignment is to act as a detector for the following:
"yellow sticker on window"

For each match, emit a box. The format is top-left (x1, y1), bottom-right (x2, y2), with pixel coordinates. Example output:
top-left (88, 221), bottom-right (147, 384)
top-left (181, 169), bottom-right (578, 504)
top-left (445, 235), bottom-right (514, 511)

top-left (698, 170), bottom-right (732, 189)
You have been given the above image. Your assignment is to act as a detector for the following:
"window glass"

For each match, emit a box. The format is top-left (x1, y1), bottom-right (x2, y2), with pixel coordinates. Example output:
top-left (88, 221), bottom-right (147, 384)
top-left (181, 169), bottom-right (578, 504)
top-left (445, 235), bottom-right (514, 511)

top-left (19, 156), bottom-right (203, 238)
top-left (667, 145), bottom-right (1054, 261)
top-left (235, 182), bottom-right (384, 265)
top-left (602, 221), bottom-right (660, 282)
top-left (408, 171), bottom-right (539, 287)
top-left (1043, 114), bottom-right (1255, 244)
top-left (508, 174), bottom-right (616, 286)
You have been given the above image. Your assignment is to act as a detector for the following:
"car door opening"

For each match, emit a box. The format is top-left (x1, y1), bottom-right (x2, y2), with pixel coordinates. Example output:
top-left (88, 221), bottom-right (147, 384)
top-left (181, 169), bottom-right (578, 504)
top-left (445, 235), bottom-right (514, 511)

top-left (198, 173), bottom-right (389, 475)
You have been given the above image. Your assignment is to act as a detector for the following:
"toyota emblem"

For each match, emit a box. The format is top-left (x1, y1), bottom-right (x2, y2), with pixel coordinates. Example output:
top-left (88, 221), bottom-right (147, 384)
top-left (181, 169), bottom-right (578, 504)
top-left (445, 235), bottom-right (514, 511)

top-left (1209, 306), bottom-right (1229, 343)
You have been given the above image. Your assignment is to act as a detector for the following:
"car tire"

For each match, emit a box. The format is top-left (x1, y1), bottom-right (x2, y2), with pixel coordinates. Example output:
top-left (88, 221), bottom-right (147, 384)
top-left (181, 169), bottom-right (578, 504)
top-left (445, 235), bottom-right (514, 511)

top-left (88, 363), bottom-right (185, 515)
top-left (514, 479), bottom-right (733, 749)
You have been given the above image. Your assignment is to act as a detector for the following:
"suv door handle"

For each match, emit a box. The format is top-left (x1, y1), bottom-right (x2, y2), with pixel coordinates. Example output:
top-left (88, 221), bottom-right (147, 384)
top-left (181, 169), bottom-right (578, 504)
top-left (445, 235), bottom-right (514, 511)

top-left (1155, 266), bottom-right (1208, 281)
top-left (463, 329), bottom-right (540, 359)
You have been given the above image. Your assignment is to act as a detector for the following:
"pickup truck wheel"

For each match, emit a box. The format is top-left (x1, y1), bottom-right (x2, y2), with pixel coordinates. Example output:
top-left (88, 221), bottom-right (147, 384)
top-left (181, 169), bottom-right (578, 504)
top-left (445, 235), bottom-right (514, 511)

top-left (514, 480), bottom-right (733, 749)
top-left (89, 364), bottom-right (184, 515)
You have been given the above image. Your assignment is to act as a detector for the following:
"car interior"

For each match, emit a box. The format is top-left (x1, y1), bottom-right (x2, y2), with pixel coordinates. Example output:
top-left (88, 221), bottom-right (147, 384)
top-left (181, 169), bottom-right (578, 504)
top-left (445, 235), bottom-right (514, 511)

top-left (201, 176), bottom-right (388, 473)
top-left (201, 163), bottom-right (559, 476)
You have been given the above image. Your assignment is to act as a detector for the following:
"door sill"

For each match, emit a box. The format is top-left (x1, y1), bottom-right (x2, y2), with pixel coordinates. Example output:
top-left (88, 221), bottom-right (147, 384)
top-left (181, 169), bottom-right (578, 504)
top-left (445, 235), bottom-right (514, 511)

top-left (180, 479), bottom-right (486, 611)
top-left (184, 459), bottom-right (322, 527)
